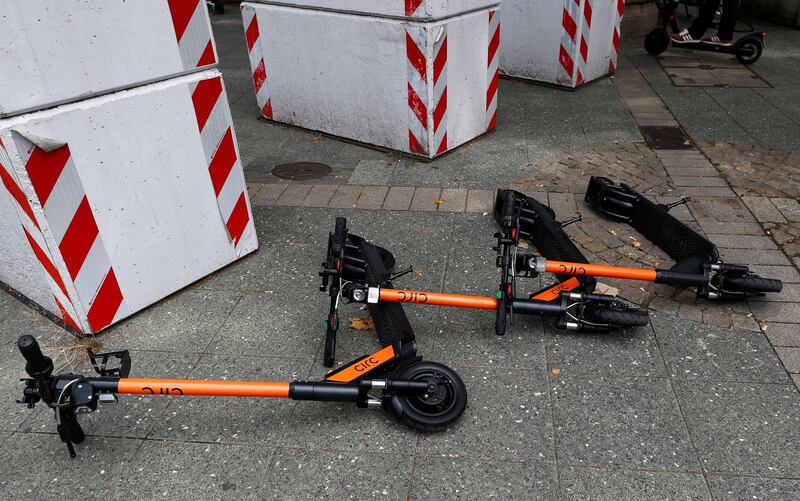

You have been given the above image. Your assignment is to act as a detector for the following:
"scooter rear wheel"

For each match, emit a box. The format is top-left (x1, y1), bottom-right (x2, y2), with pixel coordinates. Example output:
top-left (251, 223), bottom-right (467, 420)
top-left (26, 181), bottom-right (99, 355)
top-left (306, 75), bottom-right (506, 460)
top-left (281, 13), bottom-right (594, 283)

top-left (583, 304), bottom-right (650, 327)
top-left (735, 39), bottom-right (763, 64)
top-left (390, 361), bottom-right (467, 432)
top-left (645, 29), bottom-right (670, 56)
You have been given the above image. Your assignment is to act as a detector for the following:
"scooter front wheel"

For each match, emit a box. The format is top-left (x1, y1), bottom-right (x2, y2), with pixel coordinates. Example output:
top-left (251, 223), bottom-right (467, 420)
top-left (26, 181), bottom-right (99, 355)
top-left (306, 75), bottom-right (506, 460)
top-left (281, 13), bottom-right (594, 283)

top-left (735, 39), bottom-right (763, 64)
top-left (645, 29), bottom-right (670, 56)
top-left (583, 304), bottom-right (650, 327)
top-left (389, 361), bottom-right (467, 432)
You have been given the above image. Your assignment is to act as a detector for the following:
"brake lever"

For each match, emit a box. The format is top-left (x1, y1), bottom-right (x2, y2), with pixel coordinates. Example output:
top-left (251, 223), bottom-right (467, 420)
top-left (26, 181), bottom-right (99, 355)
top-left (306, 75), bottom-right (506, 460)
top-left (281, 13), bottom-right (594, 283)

top-left (389, 265), bottom-right (414, 282)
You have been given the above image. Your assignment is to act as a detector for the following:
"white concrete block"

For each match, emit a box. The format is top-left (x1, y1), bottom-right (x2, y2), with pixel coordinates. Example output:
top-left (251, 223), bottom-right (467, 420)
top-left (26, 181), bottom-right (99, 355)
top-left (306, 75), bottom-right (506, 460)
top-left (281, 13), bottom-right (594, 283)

top-left (500, 0), bottom-right (624, 88)
top-left (0, 0), bottom-right (218, 117)
top-left (241, 2), bottom-right (501, 158)
top-left (0, 70), bottom-right (257, 334)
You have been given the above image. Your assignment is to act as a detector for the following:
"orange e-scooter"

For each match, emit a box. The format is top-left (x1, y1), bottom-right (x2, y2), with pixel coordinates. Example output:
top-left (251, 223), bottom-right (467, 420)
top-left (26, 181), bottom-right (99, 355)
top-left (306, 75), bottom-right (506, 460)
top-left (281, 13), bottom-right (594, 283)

top-left (18, 247), bottom-right (468, 458)
top-left (494, 187), bottom-right (783, 302)
top-left (320, 216), bottom-right (649, 363)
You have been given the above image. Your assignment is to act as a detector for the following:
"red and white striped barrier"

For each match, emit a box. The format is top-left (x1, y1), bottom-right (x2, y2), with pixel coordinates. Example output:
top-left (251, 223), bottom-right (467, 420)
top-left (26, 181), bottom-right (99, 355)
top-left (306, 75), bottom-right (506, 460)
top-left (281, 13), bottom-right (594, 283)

top-left (0, 70), bottom-right (257, 334)
top-left (501, 0), bottom-right (624, 88)
top-left (241, 2), bottom-right (499, 159)
top-left (246, 0), bottom-right (492, 19)
top-left (1, 0), bottom-right (217, 118)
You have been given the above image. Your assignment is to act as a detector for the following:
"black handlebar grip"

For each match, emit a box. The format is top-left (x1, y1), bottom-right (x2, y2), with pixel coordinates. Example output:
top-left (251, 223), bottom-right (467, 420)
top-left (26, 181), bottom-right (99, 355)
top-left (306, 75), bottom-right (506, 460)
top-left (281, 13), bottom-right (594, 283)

top-left (334, 217), bottom-right (347, 246)
top-left (18, 335), bottom-right (53, 377)
top-left (502, 191), bottom-right (515, 222)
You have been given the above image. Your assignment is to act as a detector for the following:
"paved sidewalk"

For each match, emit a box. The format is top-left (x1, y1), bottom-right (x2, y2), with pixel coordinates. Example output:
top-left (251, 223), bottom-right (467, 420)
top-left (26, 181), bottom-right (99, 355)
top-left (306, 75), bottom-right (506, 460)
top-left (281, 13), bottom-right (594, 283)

top-left (2, 10), bottom-right (800, 501)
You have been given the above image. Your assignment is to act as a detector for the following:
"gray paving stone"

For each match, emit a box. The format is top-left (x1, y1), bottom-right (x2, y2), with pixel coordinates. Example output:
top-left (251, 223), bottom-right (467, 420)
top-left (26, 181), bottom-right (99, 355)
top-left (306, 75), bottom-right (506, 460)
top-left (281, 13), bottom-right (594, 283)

top-left (742, 197), bottom-right (787, 223)
top-left (560, 466), bottom-right (711, 501)
top-left (664, 166), bottom-right (722, 177)
top-left (698, 221), bottom-right (765, 236)
top-left (775, 346), bottom-right (800, 373)
top-left (546, 325), bottom-right (664, 378)
top-left (237, 243), bottom-right (323, 293)
top-left (719, 248), bottom-right (791, 266)
top-left (193, 247), bottom-right (276, 293)
top-left (679, 186), bottom-right (737, 198)
top-left (651, 313), bottom-right (788, 383)
top-left (706, 234), bottom-right (777, 250)
top-left (275, 184), bottom-right (312, 207)
top-left (708, 475), bottom-right (800, 501)
top-left (109, 440), bottom-right (272, 500)
top-left (750, 301), bottom-right (800, 324)
top-left (148, 354), bottom-right (299, 444)
top-left (348, 159), bottom-right (393, 186)
top-left (674, 381), bottom-right (800, 477)
top-left (439, 188), bottom-right (468, 212)
top-left (764, 323), bottom-right (800, 347)
top-left (251, 183), bottom-right (288, 206)
top-left (466, 189), bottom-right (495, 213)
top-left (354, 185), bottom-right (389, 210)
top-left (263, 448), bottom-right (412, 499)
top-left (382, 186), bottom-right (414, 210)
top-left (442, 212), bottom-right (500, 295)
top-left (327, 184), bottom-right (363, 209)
top-left (552, 375), bottom-right (698, 470)
top-left (299, 184), bottom-right (337, 207)
top-left (672, 176), bottom-right (729, 187)
top-left (411, 457), bottom-right (558, 500)
top-left (418, 367), bottom-right (553, 461)
top-left (0, 433), bottom-right (142, 499)
top-left (771, 198), bottom-right (800, 223)
top-left (253, 206), bottom-right (336, 249)
top-left (410, 187), bottom-right (443, 212)
top-left (206, 292), bottom-right (326, 358)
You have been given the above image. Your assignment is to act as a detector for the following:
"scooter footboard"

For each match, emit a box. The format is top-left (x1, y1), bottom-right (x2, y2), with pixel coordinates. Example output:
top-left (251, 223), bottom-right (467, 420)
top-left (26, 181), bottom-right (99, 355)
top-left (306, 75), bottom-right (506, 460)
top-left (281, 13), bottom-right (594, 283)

top-left (495, 190), bottom-right (596, 292)
top-left (585, 176), bottom-right (718, 274)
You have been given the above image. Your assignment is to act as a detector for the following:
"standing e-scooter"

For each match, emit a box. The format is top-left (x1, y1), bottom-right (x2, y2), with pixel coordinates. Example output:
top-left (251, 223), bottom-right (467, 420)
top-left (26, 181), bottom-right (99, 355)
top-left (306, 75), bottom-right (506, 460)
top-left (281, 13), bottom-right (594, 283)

top-left (644, 0), bottom-right (765, 64)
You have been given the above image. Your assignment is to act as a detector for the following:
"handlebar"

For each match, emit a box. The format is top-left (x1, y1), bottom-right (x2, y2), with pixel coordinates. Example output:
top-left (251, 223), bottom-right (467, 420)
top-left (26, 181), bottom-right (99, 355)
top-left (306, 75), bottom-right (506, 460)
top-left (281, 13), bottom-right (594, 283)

top-left (18, 335), bottom-right (53, 378)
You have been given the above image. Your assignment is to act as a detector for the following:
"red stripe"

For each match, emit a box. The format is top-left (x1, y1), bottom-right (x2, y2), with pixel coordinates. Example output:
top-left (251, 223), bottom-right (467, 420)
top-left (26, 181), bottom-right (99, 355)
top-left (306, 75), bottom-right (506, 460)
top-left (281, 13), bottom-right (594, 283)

top-left (405, 0), bottom-right (423, 16)
top-left (617, 0), bottom-right (625, 17)
top-left (580, 36), bottom-right (589, 63)
top-left (559, 45), bottom-right (575, 77)
top-left (262, 99), bottom-right (273, 119)
top-left (208, 128), bottom-right (237, 196)
top-left (489, 10), bottom-right (495, 22)
top-left (584, 1), bottom-right (593, 28)
top-left (609, 60), bottom-right (617, 73)
top-left (54, 296), bottom-right (80, 332)
top-left (436, 132), bottom-right (448, 155)
top-left (226, 193), bottom-right (250, 246)
top-left (25, 144), bottom-right (71, 207)
top-left (407, 83), bottom-right (428, 128)
top-left (87, 269), bottom-right (123, 332)
top-left (191, 77), bottom-right (223, 132)
top-left (562, 8), bottom-right (577, 42)
top-left (487, 23), bottom-right (500, 67)
top-left (577, 70), bottom-right (584, 86)
top-left (433, 38), bottom-right (447, 85)
top-left (245, 15), bottom-right (260, 51)
top-left (23, 227), bottom-right (68, 297)
top-left (196, 40), bottom-right (216, 67)
top-left (406, 33), bottom-right (427, 81)
top-left (0, 163), bottom-right (39, 229)
top-left (487, 111), bottom-right (497, 131)
top-left (167, 0), bottom-right (198, 42)
top-left (612, 28), bottom-right (621, 52)
top-left (434, 88), bottom-right (447, 133)
top-left (59, 196), bottom-right (99, 280)
top-left (252, 59), bottom-right (267, 93)
top-left (408, 131), bottom-right (426, 155)
top-left (486, 70), bottom-right (498, 109)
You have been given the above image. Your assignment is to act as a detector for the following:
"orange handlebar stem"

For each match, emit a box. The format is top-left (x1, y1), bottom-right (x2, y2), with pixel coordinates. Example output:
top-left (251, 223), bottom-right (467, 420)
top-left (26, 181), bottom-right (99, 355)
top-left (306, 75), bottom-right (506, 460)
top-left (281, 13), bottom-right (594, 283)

top-left (544, 260), bottom-right (657, 282)
top-left (379, 288), bottom-right (498, 310)
top-left (117, 378), bottom-right (291, 398)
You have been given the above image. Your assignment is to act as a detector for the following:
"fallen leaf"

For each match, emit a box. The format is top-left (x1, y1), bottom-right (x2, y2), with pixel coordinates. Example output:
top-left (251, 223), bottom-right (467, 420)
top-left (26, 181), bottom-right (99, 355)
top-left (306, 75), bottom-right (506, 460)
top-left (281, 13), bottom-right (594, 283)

top-left (761, 324), bottom-right (769, 332)
top-left (629, 236), bottom-right (642, 250)
top-left (413, 268), bottom-right (424, 276)
top-left (435, 199), bottom-right (445, 205)
top-left (595, 282), bottom-right (620, 296)
top-left (348, 317), bottom-right (375, 331)
top-left (550, 368), bottom-right (562, 376)
top-left (746, 312), bottom-right (753, 318)
top-left (682, 139), bottom-right (692, 146)
top-left (707, 140), bottom-right (717, 148)
top-left (313, 132), bottom-right (324, 142)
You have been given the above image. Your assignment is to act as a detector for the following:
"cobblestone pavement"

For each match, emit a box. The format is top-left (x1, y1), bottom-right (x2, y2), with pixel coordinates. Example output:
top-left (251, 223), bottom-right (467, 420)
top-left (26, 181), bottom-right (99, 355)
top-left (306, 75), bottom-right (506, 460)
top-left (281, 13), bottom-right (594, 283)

top-left (2, 10), bottom-right (800, 501)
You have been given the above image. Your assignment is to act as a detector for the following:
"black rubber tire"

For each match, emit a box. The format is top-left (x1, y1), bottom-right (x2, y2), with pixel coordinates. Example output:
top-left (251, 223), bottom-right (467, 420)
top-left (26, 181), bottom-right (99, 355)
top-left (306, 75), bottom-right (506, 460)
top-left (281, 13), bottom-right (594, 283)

top-left (725, 275), bottom-right (783, 294)
top-left (495, 297), bottom-right (507, 336)
top-left (390, 361), bottom-right (467, 432)
top-left (583, 304), bottom-right (650, 327)
top-left (376, 245), bottom-right (396, 272)
top-left (735, 39), bottom-right (762, 65)
top-left (645, 29), bottom-right (670, 56)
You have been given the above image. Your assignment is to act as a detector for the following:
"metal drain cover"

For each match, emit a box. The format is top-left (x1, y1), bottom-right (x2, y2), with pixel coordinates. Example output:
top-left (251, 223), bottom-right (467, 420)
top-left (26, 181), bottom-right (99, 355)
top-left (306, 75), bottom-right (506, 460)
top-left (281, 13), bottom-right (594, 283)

top-left (639, 126), bottom-right (695, 150)
top-left (272, 162), bottom-right (331, 180)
